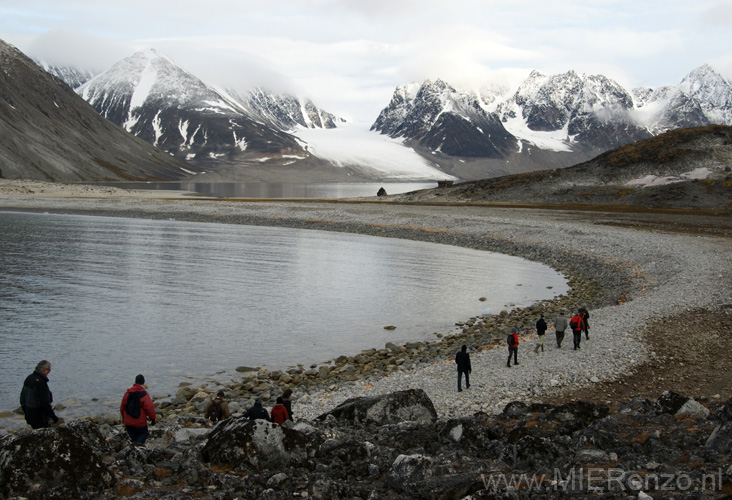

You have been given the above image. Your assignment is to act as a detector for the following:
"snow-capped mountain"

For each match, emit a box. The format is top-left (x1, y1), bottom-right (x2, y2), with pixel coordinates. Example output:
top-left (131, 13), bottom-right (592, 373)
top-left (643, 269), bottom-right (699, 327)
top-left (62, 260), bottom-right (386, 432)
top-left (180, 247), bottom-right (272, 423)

top-left (633, 64), bottom-right (732, 132)
top-left (371, 79), bottom-right (516, 157)
top-left (0, 39), bottom-right (199, 181)
top-left (76, 50), bottom-right (313, 165)
top-left (34, 60), bottom-right (95, 89)
top-left (245, 87), bottom-right (344, 131)
top-left (497, 70), bottom-right (651, 151)
top-left (372, 65), bottom-right (732, 178)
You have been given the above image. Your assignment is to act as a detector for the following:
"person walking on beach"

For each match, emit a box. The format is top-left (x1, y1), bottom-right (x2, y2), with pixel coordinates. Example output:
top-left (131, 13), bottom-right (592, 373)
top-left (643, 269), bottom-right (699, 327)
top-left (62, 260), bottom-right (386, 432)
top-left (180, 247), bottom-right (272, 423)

top-left (271, 396), bottom-right (290, 424)
top-left (579, 306), bottom-right (590, 340)
top-left (455, 345), bottom-right (472, 391)
top-left (534, 315), bottom-right (547, 353)
top-left (507, 328), bottom-right (519, 367)
top-left (20, 360), bottom-right (59, 429)
top-left (243, 398), bottom-right (271, 421)
top-left (281, 388), bottom-right (294, 421)
top-left (570, 310), bottom-right (586, 350)
top-left (554, 312), bottom-right (568, 348)
top-left (120, 374), bottom-right (156, 444)
top-left (204, 390), bottom-right (231, 422)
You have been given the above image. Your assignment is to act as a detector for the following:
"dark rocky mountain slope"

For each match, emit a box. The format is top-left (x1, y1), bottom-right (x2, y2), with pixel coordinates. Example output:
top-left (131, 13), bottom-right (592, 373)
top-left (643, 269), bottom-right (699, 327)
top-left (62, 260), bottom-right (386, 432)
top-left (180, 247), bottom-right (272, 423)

top-left (0, 39), bottom-right (199, 182)
top-left (390, 125), bottom-right (732, 210)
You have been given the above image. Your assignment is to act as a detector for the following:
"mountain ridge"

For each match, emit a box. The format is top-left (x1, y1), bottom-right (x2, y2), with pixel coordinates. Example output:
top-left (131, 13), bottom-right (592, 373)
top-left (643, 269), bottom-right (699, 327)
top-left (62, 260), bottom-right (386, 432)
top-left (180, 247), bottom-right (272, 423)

top-left (0, 40), bottom-right (200, 182)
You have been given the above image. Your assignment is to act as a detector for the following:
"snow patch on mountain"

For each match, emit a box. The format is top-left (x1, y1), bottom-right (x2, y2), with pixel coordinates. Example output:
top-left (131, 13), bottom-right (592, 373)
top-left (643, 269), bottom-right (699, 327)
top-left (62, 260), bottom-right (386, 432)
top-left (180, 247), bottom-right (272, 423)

top-left (625, 167), bottom-right (712, 187)
top-left (296, 122), bottom-right (456, 181)
top-left (499, 103), bottom-right (574, 152)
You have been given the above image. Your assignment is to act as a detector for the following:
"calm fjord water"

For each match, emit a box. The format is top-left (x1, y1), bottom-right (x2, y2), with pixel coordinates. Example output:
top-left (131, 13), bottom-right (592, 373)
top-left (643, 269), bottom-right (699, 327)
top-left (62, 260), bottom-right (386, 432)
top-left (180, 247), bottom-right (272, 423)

top-left (0, 211), bottom-right (567, 419)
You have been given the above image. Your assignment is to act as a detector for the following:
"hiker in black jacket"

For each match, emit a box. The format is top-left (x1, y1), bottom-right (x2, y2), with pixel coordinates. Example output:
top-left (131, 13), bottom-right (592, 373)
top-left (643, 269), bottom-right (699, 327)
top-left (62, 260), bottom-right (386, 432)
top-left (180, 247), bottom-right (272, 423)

top-left (20, 360), bottom-right (58, 429)
top-left (455, 345), bottom-right (472, 392)
top-left (243, 398), bottom-right (271, 421)
top-left (534, 314), bottom-right (548, 353)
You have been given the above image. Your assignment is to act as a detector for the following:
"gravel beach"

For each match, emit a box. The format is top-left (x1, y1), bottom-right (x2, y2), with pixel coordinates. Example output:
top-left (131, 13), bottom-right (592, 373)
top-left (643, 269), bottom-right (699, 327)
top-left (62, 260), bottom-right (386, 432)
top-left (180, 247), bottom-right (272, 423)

top-left (1, 179), bottom-right (731, 425)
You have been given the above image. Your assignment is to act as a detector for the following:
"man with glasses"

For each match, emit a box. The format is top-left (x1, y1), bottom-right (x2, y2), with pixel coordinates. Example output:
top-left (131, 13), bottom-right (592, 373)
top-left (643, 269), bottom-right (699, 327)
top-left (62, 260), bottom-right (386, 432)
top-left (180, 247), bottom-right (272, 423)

top-left (20, 360), bottom-right (59, 429)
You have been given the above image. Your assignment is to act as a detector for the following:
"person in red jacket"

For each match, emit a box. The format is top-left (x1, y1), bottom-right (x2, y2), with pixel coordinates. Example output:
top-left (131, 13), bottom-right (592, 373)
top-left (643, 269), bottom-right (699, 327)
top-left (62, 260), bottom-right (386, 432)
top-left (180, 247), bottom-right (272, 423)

top-left (271, 396), bottom-right (290, 425)
top-left (507, 328), bottom-right (519, 367)
top-left (570, 310), bottom-right (586, 350)
top-left (120, 374), bottom-right (156, 444)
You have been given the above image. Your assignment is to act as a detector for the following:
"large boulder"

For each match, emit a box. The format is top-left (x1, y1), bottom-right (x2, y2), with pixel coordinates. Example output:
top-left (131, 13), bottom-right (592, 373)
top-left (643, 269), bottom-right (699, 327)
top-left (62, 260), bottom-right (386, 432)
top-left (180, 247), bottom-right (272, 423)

top-left (201, 418), bottom-right (317, 471)
top-left (654, 391), bottom-right (689, 414)
top-left (0, 426), bottom-right (115, 500)
top-left (317, 388), bottom-right (438, 425)
top-left (706, 397), bottom-right (732, 453)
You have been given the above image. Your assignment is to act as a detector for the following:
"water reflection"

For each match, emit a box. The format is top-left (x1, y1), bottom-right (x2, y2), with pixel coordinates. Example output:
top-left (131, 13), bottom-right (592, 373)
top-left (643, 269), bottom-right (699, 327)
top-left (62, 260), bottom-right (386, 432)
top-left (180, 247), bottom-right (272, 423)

top-left (0, 211), bottom-right (567, 426)
top-left (96, 181), bottom-right (437, 199)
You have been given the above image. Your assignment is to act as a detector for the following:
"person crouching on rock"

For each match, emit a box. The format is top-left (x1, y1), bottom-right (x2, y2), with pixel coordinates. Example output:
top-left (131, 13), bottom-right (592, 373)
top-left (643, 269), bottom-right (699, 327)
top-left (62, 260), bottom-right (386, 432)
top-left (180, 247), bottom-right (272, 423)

top-left (204, 390), bottom-right (231, 422)
top-left (281, 388), bottom-right (294, 421)
top-left (455, 345), bottom-right (471, 392)
top-left (271, 396), bottom-right (290, 424)
top-left (243, 398), bottom-right (271, 421)
top-left (120, 374), bottom-right (156, 444)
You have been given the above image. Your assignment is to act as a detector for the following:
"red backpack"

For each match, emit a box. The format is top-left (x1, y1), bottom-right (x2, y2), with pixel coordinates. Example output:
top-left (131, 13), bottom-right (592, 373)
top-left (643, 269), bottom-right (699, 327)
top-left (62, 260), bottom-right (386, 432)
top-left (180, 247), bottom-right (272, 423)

top-left (570, 315), bottom-right (582, 331)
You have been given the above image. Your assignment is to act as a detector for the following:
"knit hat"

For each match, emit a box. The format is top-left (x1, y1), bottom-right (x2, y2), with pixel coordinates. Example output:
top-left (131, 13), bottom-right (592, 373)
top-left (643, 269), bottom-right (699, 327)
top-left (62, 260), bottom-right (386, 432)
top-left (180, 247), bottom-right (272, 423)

top-left (217, 390), bottom-right (225, 397)
top-left (135, 374), bottom-right (145, 385)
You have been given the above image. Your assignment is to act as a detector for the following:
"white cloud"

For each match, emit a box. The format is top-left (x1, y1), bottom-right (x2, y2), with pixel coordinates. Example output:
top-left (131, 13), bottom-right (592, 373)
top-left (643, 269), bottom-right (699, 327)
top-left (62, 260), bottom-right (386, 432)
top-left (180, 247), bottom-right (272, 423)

top-left (2, 0), bottom-right (731, 121)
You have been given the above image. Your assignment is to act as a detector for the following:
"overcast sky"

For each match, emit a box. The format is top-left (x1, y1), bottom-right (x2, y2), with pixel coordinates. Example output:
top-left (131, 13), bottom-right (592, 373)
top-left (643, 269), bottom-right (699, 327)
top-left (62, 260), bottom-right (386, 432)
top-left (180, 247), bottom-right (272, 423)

top-left (2, 0), bottom-right (732, 122)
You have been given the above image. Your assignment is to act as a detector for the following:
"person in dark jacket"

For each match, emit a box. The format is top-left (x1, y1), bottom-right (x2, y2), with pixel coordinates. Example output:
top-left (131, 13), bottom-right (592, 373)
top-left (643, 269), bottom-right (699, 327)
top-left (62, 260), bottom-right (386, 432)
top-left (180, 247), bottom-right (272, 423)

top-left (271, 397), bottom-right (290, 424)
top-left (507, 328), bottom-right (519, 367)
top-left (20, 360), bottom-right (58, 429)
top-left (243, 398), bottom-right (271, 421)
top-left (281, 388), bottom-right (294, 421)
top-left (455, 345), bottom-right (472, 392)
top-left (579, 306), bottom-right (590, 340)
top-left (534, 314), bottom-right (548, 353)
top-left (120, 374), bottom-right (157, 444)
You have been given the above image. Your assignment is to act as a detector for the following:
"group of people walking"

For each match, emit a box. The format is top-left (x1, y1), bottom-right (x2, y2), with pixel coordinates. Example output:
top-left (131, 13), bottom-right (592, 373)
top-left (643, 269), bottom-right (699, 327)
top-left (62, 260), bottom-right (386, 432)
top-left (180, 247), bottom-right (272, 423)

top-left (20, 361), bottom-right (296, 445)
top-left (553, 307), bottom-right (590, 350)
top-left (455, 307), bottom-right (591, 391)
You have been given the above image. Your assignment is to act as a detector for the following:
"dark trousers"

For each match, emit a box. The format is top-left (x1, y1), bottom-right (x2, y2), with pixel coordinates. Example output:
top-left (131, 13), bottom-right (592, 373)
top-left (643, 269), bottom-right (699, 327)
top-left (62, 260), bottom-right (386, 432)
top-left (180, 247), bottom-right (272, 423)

top-left (457, 369), bottom-right (470, 391)
top-left (126, 425), bottom-right (150, 444)
top-left (24, 407), bottom-right (48, 429)
top-left (556, 330), bottom-right (565, 347)
top-left (573, 330), bottom-right (582, 349)
top-left (507, 347), bottom-right (518, 366)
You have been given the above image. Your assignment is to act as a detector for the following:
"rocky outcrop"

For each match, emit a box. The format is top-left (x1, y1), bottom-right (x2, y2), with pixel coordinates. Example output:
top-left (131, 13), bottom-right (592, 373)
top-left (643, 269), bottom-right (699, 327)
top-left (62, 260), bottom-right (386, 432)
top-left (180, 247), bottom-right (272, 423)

top-left (0, 390), bottom-right (730, 499)
top-left (0, 421), bottom-right (115, 500)
top-left (317, 388), bottom-right (437, 425)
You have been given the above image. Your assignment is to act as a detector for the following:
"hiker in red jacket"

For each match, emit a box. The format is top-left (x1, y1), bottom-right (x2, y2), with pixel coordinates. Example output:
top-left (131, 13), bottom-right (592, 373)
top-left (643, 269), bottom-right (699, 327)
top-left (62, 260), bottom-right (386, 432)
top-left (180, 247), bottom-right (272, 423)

top-left (570, 310), bottom-right (586, 350)
top-left (120, 374), bottom-right (156, 444)
top-left (271, 396), bottom-right (290, 424)
top-left (507, 328), bottom-right (519, 367)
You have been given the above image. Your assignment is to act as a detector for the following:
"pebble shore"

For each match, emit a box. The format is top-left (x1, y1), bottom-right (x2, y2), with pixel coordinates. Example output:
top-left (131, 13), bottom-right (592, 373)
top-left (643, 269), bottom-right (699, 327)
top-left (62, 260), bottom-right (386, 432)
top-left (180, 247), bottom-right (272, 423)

top-left (1, 191), bottom-right (731, 424)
